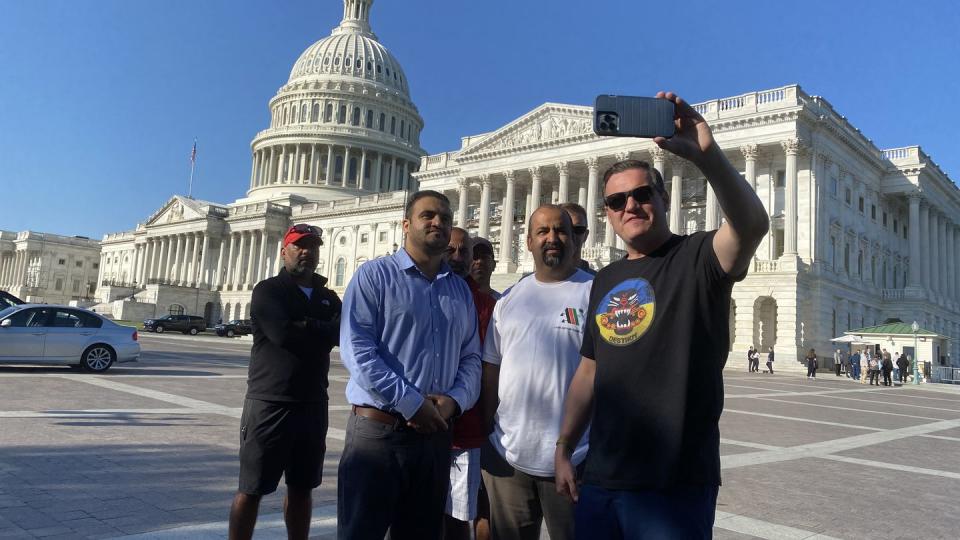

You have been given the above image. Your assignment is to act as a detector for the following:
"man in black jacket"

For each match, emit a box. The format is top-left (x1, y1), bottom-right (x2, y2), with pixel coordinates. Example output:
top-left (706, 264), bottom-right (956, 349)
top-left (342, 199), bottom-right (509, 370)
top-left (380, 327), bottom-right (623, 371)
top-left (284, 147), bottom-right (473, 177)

top-left (228, 224), bottom-right (342, 540)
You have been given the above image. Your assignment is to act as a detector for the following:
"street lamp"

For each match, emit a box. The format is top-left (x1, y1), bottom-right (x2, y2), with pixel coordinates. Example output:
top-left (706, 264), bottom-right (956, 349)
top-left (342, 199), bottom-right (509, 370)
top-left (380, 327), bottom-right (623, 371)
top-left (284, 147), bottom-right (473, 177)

top-left (912, 320), bottom-right (920, 385)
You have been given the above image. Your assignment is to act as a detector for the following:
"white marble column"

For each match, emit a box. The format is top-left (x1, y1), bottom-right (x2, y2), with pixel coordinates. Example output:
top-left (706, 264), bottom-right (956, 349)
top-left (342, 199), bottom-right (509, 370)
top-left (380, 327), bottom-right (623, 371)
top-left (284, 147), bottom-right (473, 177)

top-left (946, 224), bottom-right (955, 299)
top-left (457, 178), bottom-right (470, 227)
top-left (500, 171), bottom-right (516, 270)
top-left (155, 237), bottom-right (167, 282)
top-left (478, 175), bottom-right (491, 238)
top-left (172, 235), bottom-right (185, 284)
top-left (375, 153), bottom-right (384, 191)
top-left (651, 148), bottom-right (666, 182)
top-left (391, 157), bottom-right (398, 191)
top-left (706, 183), bottom-right (720, 231)
top-left (359, 149), bottom-right (368, 189)
top-left (342, 146), bottom-right (352, 187)
top-left (368, 224), bottom-right (379, 261)
top-left (740, 144), bottom-right (758, 191)
top-left (349, 225), bottom-right (360, 276)
top-left (585, 157), bottom-right (599, 249)
top-left (908, 195), bottom-right (921, 288)
top-left (246, 231), bottom-right (258, 289)
top-left (669, 160), bottom-right (683, 233)
top-left (556, 162), bottom-right (569, 204)
top-left (937, 215), bottom-right (947, 294)
top-left (577, 180), bottom-right (587, 209)
top-left (197, 234), bottom-right (210, 287)
top-left (235, 232), bottom-right (249, 289)
top-left (224, 233), bottom-right (237, 288)
top-left (274, 235), bottom-right (284, 275)
top-left (255, 230), bottom-right (268, 284)
top-left (188, 233), bottom-right (200, 286)
top-left (954, 224), bottom-right (960, 300)
top-left (529, 166), bottom-right (542, 219)
top-left (326, 145), bottom-right (336, 186)
top-left (919, 202), bottom-right (930, 290)
top-left (276, 146), bottom-right (286, 184)
top-left (781, 139), bottom-right (800, 258)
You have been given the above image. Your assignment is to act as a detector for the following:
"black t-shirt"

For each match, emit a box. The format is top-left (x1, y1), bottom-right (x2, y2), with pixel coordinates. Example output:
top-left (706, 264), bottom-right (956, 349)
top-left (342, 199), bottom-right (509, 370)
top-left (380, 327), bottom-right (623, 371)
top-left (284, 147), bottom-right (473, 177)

top-left (580, 231), bottom-right (742, 490)
top-left (248, 268), bottom-right (342, 402)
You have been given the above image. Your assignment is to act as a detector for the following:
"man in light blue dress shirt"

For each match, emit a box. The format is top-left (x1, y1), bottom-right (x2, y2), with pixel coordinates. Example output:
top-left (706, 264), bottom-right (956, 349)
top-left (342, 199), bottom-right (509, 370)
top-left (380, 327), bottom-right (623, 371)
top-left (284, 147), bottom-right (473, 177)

top-left (337, 190), bottom-right (482, 540)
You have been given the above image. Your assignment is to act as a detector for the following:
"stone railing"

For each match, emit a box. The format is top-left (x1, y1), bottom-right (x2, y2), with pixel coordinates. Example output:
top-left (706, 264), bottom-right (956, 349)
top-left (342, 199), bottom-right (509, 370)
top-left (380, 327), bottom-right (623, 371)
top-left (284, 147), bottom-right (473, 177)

top-left (881, 147), bottom-right (919, 161)
top-left (880, 288), bottom-right (905, 301)
top-left (253, 124), bottom-right (420, 152)
top-left (753, 260), bottom-right (781, 273)
top-left (691, 85), bottom-right (800, 121)
top-left (419, 152), bottom-right (457, 171)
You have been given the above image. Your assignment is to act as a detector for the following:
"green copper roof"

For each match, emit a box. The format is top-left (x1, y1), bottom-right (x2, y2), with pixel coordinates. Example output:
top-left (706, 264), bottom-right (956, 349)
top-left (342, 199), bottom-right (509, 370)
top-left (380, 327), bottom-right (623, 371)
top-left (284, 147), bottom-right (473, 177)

top-left (847, 322), bottom-right (938, 336)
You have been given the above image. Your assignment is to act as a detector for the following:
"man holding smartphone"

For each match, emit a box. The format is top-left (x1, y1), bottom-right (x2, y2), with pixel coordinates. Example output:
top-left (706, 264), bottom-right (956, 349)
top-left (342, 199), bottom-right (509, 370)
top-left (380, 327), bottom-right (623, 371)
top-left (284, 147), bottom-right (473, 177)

top-left (555, 92), bottom-right (769, 538)
top-left (229, 224), bottom-right (342, 540)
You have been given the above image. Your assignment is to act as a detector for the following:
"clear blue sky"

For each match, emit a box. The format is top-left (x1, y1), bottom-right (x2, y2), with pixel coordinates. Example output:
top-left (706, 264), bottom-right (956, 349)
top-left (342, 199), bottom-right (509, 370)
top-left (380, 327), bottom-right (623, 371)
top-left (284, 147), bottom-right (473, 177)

top-left (2, 0), bottom-right (958, 239)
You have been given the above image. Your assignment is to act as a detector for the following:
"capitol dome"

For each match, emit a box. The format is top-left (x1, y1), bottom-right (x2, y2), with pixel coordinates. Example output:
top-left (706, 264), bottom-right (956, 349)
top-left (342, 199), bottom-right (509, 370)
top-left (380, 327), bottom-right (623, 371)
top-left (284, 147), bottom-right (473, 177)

top-left (246, 0), bottom-right (425, 202)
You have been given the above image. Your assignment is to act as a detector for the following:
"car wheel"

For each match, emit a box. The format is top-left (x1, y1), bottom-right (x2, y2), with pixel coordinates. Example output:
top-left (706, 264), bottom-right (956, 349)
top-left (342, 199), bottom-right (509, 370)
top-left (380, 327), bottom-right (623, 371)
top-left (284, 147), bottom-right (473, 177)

top-left (155, 325), bottom-right (165, 333)
top-left (80, 345), bottom-right (115, 373)
top-left (189, 327), bottom-right (199, 336)
top-left (226, 329), bottom-right (235, 338)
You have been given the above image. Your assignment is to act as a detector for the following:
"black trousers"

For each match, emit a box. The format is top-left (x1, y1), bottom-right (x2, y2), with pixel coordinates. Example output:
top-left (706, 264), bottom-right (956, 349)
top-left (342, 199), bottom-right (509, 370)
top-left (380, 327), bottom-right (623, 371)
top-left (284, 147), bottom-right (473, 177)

top-left (882, 369), bottom-right (892, 386)
top-left (807, 365), bottom-right (816, 377)
top-left (869, 370), bottom-right (880, 385)
top-left (337, 412), bottom-right (452, 540)
top-left (899, 369), bottom-right (908, 383)
top-left (766, 361), bottom-right (774, 374)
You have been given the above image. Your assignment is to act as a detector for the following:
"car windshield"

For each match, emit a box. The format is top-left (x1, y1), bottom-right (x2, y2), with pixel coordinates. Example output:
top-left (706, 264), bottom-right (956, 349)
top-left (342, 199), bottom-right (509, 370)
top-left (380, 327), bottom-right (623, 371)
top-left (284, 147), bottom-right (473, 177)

top-left (229, 320), bottom-right (242, 325)
top-left (0, 306), bottom-right (17, 319)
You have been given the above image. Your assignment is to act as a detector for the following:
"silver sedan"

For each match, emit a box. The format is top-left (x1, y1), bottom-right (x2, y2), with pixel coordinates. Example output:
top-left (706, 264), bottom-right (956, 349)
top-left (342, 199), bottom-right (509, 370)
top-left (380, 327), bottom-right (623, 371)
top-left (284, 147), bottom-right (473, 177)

top-left (0, 304), bottom-right (140, 372)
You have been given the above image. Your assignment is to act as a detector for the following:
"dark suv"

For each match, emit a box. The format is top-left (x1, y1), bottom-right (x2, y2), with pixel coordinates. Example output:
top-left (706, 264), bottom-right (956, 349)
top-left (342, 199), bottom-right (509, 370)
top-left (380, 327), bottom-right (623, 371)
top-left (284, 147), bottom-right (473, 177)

top-left (214, 319), bottom-right (252, 337)
top-left (0, 290), bottom-right (25, 310)
top-left (143, 315), bottom-right (206, 335)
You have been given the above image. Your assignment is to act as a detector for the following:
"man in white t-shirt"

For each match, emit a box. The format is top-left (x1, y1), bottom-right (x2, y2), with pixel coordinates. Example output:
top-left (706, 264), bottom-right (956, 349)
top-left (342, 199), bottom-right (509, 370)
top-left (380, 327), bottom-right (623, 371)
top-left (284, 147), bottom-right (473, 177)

top-left (480, 204), bottom-right (592, 540)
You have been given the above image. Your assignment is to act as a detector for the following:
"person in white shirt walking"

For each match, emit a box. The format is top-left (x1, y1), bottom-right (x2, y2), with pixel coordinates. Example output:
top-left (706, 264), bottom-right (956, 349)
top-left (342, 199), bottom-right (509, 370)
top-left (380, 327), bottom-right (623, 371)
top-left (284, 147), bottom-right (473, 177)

top-left (480, 205), bottom-right (593, 540)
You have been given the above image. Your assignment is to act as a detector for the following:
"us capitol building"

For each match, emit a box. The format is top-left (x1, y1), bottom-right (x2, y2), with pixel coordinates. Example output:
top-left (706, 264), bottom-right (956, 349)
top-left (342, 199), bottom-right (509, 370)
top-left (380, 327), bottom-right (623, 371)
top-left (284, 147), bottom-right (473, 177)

top-left (95, 0), bottom-right (959, 371)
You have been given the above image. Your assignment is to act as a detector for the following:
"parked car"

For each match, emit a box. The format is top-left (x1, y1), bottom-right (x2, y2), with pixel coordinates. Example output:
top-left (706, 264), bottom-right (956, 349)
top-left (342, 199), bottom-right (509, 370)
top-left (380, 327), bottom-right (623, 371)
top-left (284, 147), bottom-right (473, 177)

top-left (143, 315), bottom-right (207, 335)
top-left (0, 290), bottom-right (25, 310)
top-left (215, 319), bottom-right (252, 337)
top-left (0, 304), bottom-right (140, 372)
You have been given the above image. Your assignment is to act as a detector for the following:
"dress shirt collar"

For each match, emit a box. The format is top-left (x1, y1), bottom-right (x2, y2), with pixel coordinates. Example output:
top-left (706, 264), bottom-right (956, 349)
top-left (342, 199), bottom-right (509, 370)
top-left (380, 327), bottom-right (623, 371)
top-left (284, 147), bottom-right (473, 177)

top-left (395, 247), bottom-right (453, 280)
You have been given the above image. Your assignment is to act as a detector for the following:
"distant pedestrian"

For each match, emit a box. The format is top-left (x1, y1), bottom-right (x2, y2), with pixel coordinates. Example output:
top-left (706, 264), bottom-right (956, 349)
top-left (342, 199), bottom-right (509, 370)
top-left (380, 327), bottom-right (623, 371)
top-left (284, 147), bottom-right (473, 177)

top-left (806, 349), bottom-right (818, 379)
top-left (868, 355), bottom-right (880, 386)
top-left (766, 347), bottom-right (774, 374)
top-left (834, 349), bottom-right (843, 376)
top-left (881, 353), bottom-right (894, 387)
top-left (746, 346), bottom-right (755, 372)
top-left (850, 350), bottom-right (862, 381)
top-left (896, 353), bottom-right (910, 384)
top-left (751, 348), bottom-right (762, 374)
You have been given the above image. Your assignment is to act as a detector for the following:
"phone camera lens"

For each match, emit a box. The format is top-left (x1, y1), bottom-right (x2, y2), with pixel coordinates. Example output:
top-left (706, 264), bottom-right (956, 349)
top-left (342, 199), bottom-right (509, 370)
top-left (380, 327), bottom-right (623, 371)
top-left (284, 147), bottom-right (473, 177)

top-left (599, 122), bottom-right (609, 131)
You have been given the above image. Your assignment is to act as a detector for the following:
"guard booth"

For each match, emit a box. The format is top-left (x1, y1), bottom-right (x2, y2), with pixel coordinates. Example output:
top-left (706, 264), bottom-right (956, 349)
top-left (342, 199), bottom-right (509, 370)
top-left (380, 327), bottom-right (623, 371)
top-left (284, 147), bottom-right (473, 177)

top-left (833, 320), bottom-right (952, 383)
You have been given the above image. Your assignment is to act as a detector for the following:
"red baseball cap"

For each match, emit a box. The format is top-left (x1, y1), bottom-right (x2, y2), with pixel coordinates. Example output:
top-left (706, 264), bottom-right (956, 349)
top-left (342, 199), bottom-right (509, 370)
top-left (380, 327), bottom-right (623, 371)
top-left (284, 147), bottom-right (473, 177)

top-left (283, 224), bottom-right (322, 247)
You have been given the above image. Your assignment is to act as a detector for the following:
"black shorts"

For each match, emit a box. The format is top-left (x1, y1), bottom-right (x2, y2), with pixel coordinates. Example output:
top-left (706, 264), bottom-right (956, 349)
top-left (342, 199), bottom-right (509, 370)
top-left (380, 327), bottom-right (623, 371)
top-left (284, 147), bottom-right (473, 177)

top-left (238, 398), bottom-right (328, 495)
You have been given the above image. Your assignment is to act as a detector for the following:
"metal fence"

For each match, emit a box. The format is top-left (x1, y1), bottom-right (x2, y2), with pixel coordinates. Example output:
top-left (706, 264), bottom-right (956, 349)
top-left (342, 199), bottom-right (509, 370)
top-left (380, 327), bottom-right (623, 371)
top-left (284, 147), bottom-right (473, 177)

top-left (935, 366), bottom-right (960, 384)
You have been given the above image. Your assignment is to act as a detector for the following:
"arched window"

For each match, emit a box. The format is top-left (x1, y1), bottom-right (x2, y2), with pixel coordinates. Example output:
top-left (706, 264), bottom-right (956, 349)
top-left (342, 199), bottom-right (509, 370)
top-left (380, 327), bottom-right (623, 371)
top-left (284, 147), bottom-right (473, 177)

top-left (365, 109), bottom-right (374, 128)
top-left (378, 113), bottom-right (385, 131)
top-left (335, 258), bottom-right (346, 287)
top-left (311, 103), bottom-right (320, 122)
top-left (300, 104), bottom-right (308, 122)
top-left (390, 116), bottom-right (396, 135)
top-left (338, 105), bottom-right (347, 124)
top-left (349, 157), bottom-right (358, 184)
top-left (356, 58), bottom-right (362, 69)
top-left (400, 120), bottom-right (405, 138)
top-left (334, 156), bottom-right (344, 182)
top-left (282, 108), bottom-right (288, 125)
top-left (334, 56), bottom-right (341, 66)
top-left (364, 159), bottom-right (372, 180)
top-left (351, 106), bottom-right (361, 126)
top-left (324, 103), bottom-right (333, 122)
top-left (376, 64), bottom-right (382, 74)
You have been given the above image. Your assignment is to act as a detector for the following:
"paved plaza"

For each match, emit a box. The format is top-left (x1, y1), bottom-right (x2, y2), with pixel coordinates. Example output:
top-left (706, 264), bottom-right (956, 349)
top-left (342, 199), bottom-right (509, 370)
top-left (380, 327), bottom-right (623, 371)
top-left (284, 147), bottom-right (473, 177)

top-left (1, 334), bottom-right (959, 539)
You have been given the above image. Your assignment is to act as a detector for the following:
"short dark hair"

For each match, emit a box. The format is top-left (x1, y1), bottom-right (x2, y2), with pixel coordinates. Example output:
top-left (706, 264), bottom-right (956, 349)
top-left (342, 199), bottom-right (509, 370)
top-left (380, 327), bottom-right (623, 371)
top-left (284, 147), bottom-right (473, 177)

top-left (559, 202), bottom-right (587, 223)
top-left (404, 190), bottom-right (450, 219)
top-left (602, 159), bottom-right (667, 200)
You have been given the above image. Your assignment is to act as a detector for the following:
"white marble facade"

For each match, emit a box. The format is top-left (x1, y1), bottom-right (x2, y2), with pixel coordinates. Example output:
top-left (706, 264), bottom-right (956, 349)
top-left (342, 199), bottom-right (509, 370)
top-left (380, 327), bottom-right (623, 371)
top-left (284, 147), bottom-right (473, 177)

top-left (0, 230), bottom-right (101, 305)
top-left (96, 1), bottom-right (960, 370)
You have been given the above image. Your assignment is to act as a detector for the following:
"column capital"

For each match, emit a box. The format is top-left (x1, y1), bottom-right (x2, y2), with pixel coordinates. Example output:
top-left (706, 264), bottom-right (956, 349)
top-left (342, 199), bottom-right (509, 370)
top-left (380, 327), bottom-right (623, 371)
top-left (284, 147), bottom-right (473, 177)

top-left (650, 147), bottom-right (666, 161)
top-left (555, 161), bottom-right (569, 175)
top-left (584, 156), bottom-right (600, 170)
top-left (457, 176), bottom-right (469, 188)
top-left (739, 144), bottom-right (759, 160)
top-left (614, 151), bottom-right (630, 162)
top-left (479, 174), bottom-right (490, 185)
top-left (528, 166), bottom-right (541, 179)
top-left (503, 170), bottom-right (515, 182)
top-left (781, 138), bottom-right (807, 156)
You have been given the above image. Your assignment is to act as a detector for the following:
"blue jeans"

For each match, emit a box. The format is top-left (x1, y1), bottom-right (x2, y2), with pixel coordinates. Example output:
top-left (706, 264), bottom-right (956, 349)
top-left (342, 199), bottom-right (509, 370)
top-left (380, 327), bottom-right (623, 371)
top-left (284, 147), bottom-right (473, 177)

top-left (852, 364), bottom-right (861, 380)
top-left (575, 483), bottom-right (718, 539)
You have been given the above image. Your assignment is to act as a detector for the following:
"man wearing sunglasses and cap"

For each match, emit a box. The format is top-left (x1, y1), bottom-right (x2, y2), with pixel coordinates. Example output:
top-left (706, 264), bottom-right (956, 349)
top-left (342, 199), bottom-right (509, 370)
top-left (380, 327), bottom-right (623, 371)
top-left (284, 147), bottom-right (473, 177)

top-left (555, 91), bottom-right (769, 538)
top-left (229, 224), bottom-right (342, 540)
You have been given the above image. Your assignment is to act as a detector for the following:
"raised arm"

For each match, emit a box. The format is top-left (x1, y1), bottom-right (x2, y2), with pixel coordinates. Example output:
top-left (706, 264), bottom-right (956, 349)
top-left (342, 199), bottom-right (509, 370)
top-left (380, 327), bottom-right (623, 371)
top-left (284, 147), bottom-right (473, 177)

top-left (653, 91), bottom-right (769, 276)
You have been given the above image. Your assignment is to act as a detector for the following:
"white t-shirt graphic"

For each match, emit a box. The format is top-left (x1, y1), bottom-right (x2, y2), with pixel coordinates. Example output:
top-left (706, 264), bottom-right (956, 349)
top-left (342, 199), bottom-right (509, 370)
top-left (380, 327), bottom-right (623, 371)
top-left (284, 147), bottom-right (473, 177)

top-left (484, 269), bottom-right (593, 476)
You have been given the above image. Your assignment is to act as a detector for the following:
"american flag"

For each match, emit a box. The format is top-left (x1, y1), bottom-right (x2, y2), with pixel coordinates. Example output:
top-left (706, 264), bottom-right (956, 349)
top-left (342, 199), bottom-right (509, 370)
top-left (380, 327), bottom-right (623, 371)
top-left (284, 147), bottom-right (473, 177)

top-left (190, 139), bottom-right (197, 164)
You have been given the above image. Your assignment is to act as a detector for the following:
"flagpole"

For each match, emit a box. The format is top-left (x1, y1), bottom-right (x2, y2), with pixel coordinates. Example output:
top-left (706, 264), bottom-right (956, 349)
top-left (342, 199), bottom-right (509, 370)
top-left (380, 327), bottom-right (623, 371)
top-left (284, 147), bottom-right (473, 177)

top-left (188, 138), bottom-right (198, 198)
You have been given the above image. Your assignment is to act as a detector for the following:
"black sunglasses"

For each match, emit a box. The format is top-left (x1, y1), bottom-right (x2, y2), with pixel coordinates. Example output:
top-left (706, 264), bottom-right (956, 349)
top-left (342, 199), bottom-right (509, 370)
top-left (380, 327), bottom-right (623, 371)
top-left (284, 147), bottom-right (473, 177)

top-left (572, 225), bottom-right (588, 235)
top-left (603, 185), bottom-right (655, 211)
top-left (287, 224), bottom-right (321, 236)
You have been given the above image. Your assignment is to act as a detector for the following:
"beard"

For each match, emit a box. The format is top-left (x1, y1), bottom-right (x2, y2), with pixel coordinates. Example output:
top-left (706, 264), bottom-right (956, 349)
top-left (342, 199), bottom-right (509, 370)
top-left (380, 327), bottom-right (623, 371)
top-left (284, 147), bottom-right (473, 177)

top-left (286, 258), bottom-right (317, 277)
top-left (541, 243), bottom-right (565, 268)
top-left (420, 227), bottom-right (450, 254)
top-left (448, 259), bottom-right (468, 277)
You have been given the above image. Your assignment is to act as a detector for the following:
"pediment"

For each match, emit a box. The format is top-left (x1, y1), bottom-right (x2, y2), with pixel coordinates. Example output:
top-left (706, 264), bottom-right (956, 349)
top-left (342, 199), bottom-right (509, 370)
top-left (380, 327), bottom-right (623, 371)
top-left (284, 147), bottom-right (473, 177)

top-left (458, 103), bottom-right (594, 157)
top-left (144, 196), bottom-right (205, 226)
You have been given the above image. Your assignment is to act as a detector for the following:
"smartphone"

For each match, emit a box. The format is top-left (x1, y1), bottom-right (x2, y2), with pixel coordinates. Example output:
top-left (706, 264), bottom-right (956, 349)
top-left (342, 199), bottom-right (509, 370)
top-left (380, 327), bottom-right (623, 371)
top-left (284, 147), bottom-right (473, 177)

top-left (593, 95), bottom-right (675, 138)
